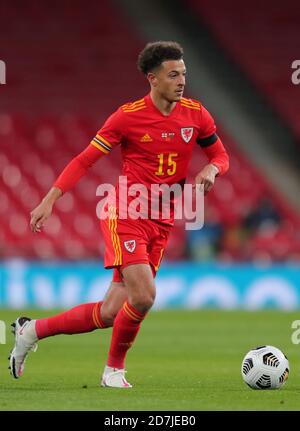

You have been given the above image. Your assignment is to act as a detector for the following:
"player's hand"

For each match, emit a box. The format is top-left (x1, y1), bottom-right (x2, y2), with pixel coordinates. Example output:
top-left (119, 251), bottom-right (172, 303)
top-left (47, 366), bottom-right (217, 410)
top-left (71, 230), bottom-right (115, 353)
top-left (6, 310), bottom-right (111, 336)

top-left (30, 201), bottom-right (53, 233)
top-left (195, 164), bottom-right (219, 195)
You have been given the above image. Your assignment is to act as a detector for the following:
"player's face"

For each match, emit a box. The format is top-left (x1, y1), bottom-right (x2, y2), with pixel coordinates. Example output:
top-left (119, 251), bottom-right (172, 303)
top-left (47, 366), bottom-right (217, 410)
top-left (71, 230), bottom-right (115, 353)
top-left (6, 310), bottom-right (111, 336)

top-left (150, 59), bottom-right (186, 102)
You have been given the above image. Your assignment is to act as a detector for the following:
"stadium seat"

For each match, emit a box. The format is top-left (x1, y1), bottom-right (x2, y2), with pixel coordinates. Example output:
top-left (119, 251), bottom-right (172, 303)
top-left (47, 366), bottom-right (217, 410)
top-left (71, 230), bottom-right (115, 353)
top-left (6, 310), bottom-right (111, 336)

top-left (187, 0), bottom-right (300, 140)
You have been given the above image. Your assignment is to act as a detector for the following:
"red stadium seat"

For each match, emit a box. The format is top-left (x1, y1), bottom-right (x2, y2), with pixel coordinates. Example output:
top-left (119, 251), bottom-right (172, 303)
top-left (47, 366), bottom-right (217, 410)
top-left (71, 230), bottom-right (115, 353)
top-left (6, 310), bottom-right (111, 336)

top-left (187, 0), bottom-right (300, 140)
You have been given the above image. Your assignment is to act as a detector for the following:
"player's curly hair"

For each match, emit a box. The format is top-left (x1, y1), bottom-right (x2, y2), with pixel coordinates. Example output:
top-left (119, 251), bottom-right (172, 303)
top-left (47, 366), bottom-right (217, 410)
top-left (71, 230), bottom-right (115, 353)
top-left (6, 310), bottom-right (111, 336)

top-left (137, 41), bottom-right (184, 75)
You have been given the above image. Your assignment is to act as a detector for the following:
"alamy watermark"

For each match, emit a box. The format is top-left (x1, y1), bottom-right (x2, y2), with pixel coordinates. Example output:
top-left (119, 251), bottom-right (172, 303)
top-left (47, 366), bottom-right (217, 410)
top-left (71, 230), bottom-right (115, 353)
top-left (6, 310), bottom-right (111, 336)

top-left (0, 60), bottom-right (6, 84)
top-left (291, 320), bottom-right (300, 344)
top-left (0, 321), bottom-right (6, 344)
top-left (95, 176), bottom-right (205, 230)
top-left (291, 60), bottom-right (300, 85)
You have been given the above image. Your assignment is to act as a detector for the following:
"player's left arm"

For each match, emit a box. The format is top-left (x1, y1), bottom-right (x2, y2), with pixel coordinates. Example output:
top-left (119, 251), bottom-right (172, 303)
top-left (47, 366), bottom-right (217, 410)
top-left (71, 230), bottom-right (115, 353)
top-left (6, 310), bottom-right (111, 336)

top-left (195, 106), bottom-right (229, 195)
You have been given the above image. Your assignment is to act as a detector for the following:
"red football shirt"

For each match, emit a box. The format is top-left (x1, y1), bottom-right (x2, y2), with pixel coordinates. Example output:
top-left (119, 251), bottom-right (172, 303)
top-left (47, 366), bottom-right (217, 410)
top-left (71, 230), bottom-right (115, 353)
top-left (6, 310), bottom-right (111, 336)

top-left (91, 94), bottom-right (220, 226)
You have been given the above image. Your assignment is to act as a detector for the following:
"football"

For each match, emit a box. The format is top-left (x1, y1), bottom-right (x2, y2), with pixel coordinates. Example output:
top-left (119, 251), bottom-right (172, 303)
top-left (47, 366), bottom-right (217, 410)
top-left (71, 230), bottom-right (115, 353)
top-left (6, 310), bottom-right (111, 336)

top-left (241, 345), bottom-right (289, 390)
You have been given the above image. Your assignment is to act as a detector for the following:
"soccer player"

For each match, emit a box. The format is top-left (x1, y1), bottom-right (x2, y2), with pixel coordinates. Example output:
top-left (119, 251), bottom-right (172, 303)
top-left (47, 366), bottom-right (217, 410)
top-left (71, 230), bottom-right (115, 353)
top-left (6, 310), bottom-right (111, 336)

top-left (9, 41), bottom-right (229, 388)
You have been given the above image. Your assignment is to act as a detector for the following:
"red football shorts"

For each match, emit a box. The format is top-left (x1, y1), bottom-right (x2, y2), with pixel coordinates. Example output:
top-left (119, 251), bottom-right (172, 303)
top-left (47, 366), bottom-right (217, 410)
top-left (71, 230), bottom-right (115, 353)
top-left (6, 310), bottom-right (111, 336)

top-left (100, 209), bottom-right (170, 283)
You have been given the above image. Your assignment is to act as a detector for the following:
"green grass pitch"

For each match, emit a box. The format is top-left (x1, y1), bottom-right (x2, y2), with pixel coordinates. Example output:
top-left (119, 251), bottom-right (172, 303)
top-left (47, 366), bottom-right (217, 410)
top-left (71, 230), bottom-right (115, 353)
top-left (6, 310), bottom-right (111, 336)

top-left (0, 309), bottom-right (299, 411)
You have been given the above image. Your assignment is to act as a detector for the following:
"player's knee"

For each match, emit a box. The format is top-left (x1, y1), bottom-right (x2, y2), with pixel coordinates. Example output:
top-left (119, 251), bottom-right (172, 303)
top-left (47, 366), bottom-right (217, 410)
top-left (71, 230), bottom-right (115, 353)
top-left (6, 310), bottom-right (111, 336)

top-left (122, 264), bottom-right (156, 313)
top-left (100, 302), bottom-right (118, 327)
top-left (130, 288), bottom-right (156, 314)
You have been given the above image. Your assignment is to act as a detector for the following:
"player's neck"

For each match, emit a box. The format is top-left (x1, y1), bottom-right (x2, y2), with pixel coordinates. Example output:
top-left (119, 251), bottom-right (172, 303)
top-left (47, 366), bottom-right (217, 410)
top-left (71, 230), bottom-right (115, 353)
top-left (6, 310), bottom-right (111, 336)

top-left (149, 92), bottom-right (176, 116)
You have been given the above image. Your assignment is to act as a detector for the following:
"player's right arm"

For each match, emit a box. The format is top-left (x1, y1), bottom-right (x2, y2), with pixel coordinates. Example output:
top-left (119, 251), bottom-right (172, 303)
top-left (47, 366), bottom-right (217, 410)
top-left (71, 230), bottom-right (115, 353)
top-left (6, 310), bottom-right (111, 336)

top-left (30, 108), bottom-right (125, 233)
top-left (30, 144), bottom-right (106, 232)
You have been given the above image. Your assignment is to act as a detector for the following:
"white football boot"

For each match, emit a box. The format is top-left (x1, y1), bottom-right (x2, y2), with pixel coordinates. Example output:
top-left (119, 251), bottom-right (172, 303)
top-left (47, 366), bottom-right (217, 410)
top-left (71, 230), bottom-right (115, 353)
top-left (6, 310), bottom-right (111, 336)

top-left (101, 366), bottom-right (132, 388)
top-left (9, 317), bottom-right (38, 379)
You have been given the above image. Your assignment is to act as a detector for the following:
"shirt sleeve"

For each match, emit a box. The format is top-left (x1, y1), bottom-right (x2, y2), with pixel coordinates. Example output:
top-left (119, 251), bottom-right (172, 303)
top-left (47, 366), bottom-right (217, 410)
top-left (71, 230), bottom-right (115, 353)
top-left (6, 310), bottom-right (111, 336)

top-left (197, 105), bottom-right (218, 147)
top-left (201, 137), bottom-right (229, 176)
top-left (53, 144), bottom-right (105, 194)
top-left (196, 105), bottom-right (229, 176)
top-left (90, 107), bottom-right (125, 155)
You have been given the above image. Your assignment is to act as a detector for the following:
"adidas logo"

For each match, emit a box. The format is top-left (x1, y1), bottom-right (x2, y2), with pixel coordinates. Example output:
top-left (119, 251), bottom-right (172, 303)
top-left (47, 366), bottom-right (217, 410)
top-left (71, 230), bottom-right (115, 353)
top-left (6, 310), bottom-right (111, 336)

top-left (140, 133), bottom-right (153, 142)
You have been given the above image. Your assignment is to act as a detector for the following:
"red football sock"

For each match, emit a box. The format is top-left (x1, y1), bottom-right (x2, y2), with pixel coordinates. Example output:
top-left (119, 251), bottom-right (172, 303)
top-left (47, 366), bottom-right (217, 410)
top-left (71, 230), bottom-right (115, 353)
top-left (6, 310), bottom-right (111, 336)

top-left (35, 301), bottom-right (107, 339)
top-left (107, 301), bottom-right (146, 369)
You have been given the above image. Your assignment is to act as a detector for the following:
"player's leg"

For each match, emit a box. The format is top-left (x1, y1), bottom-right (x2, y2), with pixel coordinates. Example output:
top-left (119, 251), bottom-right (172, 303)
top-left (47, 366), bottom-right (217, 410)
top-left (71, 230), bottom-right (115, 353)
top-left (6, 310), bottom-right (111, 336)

top-left (101, 263), bottom-right (155, 388)
top-left (101, 224), bottom-right (170, 388)
top-left (9, 276), bottom-right (127, 379)
top-left (100, 277), bottom-right (128, 326)
top-left (35, 281), bottom-right (127, 338)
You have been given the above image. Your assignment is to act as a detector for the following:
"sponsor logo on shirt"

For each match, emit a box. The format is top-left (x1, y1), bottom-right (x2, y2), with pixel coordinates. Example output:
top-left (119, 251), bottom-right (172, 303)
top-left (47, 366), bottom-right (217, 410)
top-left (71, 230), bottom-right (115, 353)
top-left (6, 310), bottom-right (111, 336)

top-left (181, 127), bottom-right (193, 143)
top-left (140, 134), bottom-right (153, 142)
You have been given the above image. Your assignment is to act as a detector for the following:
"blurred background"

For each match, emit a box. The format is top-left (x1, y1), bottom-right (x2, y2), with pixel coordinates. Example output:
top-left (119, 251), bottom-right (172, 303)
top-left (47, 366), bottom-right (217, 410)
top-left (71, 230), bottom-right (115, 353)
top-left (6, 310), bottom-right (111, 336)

top-left (0, 0), bottom-right (300, 310)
